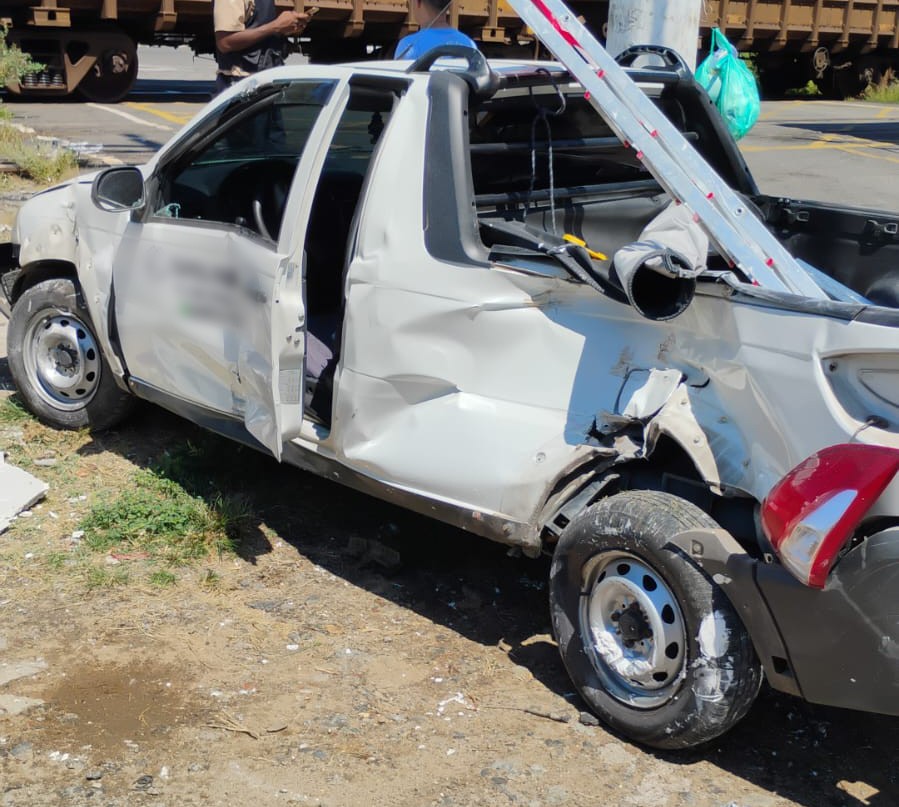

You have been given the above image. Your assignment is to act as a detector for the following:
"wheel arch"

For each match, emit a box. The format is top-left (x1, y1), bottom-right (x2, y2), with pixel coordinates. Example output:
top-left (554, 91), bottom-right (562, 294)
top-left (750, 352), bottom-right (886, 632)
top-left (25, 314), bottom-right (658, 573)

top-left (5, 274), bottom-right (134, 430)
top-left (10, 260), bottom-right (130, 392)
top-left (538, 435), bottom-right (753, 549)
top-left (538, 444), bottom-right (804, 701)
top-left (10, 260), bottom-right (79, 305)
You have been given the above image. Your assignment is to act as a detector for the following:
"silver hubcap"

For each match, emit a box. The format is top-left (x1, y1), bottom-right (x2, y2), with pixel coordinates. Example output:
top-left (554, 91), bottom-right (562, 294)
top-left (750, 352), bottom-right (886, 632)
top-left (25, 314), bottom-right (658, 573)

top-left (579, 551), bottom-right (686, 708)
top-left (23, 309), bottom-right (100, 410)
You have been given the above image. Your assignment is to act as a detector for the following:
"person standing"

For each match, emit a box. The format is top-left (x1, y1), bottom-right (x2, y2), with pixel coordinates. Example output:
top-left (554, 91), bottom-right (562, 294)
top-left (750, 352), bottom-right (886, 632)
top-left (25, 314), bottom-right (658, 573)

top-left (214, 0), bottom-right (312, 93)
top-left (395, 0), bottom-right (477, 60)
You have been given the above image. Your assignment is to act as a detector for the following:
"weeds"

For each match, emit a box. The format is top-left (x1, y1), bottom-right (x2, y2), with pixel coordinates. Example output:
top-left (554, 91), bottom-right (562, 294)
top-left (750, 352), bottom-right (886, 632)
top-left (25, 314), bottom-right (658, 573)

top-left (864, 69), bottom-right (899, 103)
top-left (11, 141), bottom-right (78, 184)
top-left (0, 25), bottom-right (41, 86)
top-left (0, 396), bottom-right (33, 425)
top-left (79, 468), bottom-right (248, 565)
top-left (0, 123), bottom-right (78, 184)
top-left (198, 568), bottom-right (221, 588)
top-left (85, 566), bottom-right (129, 589)
top-left (786, 80), bottom-right (822, 97)
top-left (45, 551), bottom-right (68, 570)
top-left (149, 569), bottom-right (177, 587)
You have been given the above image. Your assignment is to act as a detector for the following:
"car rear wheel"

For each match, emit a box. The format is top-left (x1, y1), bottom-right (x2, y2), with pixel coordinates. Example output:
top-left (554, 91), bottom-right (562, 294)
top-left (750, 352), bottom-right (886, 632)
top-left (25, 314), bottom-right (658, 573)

top-left (8, 278), bottom-right (133, 430)
top-left (550, 490), bottom-right (762, 749)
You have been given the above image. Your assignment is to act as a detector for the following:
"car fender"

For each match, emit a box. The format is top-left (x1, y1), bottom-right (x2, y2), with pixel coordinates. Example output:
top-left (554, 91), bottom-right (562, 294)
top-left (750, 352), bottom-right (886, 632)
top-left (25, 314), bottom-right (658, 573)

top-left (12, 178), bottom-right (129, 385)
top-left (595, 368), bottom-right (752, 496)
top-left (14, 182), bottom-right (79, 270)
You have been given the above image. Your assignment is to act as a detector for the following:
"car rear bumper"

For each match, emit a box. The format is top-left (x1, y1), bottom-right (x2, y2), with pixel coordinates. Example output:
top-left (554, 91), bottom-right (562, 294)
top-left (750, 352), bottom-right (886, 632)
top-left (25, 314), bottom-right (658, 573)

top-left (758, 526), bottom-right (899, 715)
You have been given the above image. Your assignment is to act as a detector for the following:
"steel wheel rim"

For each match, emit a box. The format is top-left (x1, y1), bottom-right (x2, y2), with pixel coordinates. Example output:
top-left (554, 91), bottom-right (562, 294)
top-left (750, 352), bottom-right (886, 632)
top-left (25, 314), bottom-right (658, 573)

top-left (579, 551), bottom-right (687, 709)
top-left (23, 307), bottom-right (101, 410)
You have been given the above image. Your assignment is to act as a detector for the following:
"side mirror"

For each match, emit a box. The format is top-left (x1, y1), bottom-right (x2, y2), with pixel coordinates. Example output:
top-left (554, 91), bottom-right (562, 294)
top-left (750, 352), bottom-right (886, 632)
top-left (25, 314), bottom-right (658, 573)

top-left (91, 166), bottom-right (146, 212)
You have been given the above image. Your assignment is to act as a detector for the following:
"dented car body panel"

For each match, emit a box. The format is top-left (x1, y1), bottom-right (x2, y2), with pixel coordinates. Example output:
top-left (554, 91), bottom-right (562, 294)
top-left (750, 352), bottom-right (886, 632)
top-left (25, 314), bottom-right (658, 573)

top-left (4, 55), bottom-right (899, 724)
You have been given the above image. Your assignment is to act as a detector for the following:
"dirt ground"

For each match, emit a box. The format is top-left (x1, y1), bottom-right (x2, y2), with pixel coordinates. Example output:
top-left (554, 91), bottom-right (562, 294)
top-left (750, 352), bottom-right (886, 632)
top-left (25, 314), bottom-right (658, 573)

top-left (1, 192), bottom-right (898, 807)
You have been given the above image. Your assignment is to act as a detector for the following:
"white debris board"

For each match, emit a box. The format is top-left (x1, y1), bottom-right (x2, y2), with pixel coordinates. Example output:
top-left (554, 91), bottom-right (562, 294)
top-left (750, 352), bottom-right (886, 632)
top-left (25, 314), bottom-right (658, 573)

top-left (0, 452), bottom-right (48, 533)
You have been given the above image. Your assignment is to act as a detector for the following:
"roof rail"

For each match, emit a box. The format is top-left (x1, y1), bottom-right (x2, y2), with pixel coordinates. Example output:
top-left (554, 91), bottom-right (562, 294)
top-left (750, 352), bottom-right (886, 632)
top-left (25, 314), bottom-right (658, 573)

top-left (614, 44), bottom-right (692, 77)
top-left (405, 45), bottom-right (501, 99)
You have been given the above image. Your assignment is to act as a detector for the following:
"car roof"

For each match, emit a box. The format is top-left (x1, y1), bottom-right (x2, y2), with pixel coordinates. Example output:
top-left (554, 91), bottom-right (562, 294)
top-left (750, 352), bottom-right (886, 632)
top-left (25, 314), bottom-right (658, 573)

top-left (217, 58), bottom-right (572, 89)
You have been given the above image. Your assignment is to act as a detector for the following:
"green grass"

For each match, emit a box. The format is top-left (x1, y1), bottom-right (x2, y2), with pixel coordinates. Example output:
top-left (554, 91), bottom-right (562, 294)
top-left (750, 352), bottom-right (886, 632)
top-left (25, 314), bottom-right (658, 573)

top-left (0, 397), bottom-right (34, 425)
top-left (149, 569), bottom-right (177, 587)
top-left (78, 468), bottom-right (249, 565)
top-left (45, 551), bottom-right (68, 570)
top-left (85, 566), bottom-right (129, 589)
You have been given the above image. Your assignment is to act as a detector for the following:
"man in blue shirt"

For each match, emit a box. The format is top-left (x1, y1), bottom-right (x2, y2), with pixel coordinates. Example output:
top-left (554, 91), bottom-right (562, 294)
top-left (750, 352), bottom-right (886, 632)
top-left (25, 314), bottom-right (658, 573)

top-left (395, 0), bottom-right (478, 60)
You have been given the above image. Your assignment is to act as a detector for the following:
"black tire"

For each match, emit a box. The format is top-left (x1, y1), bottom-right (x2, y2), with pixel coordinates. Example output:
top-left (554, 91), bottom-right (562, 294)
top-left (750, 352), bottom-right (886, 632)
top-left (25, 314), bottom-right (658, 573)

top-left (77, 43), bottom-right (138, 104)
top-left (7, 278), bottom-right (133, 431)
top-left (550, 490), bottom-right (762, 749)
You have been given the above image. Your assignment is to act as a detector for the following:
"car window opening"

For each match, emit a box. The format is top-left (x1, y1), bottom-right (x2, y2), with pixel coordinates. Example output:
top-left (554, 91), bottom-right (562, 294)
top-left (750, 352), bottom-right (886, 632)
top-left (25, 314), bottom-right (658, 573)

top-left (471, 86), bottom-right (678, 270)
top-left (153, 81), bottom-right (335, 240)
top-left (303, 84), bottom-right (398, 427)
top-left (521, 69), bottom-right (568, 236)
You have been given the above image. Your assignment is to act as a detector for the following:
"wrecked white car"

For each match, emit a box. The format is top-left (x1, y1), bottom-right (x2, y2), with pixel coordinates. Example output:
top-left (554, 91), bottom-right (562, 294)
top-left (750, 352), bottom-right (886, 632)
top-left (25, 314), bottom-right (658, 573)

top-left (2, 45), bottom-right (899, 750)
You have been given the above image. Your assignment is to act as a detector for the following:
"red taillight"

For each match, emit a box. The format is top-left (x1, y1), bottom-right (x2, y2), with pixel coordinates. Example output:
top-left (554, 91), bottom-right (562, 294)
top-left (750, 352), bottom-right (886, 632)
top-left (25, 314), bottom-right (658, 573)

top-left (761, 444), bottom-right (899, 588)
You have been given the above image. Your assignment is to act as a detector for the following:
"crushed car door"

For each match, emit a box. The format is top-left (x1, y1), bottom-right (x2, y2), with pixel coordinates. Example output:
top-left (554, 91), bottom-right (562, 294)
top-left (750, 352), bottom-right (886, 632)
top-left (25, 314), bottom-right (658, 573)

top-left (111, 79), bottom-right (341, 458)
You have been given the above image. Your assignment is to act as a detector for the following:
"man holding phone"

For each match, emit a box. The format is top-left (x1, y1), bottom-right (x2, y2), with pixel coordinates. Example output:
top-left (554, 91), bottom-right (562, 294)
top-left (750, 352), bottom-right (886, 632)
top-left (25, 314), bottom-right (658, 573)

top-left (214, 0), bottom-right (316, 92)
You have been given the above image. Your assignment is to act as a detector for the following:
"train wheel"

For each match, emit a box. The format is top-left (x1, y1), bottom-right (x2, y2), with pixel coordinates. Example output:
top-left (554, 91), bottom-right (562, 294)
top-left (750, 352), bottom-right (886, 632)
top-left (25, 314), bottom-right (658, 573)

top-left (78, 40), bottom-right (138, 103)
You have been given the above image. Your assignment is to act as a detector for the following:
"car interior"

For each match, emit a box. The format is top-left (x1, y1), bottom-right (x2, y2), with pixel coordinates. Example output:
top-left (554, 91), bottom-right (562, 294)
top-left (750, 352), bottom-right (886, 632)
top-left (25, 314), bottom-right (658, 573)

top-left (301, 84), bottom-right (398, 426)
top-left (470, 77), bottom-right (899, 307)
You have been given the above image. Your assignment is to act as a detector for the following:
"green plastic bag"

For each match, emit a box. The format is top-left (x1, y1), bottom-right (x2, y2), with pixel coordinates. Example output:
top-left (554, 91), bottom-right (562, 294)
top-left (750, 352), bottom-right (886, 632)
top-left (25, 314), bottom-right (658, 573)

top-left (695, 28), bottom-right (760, 140)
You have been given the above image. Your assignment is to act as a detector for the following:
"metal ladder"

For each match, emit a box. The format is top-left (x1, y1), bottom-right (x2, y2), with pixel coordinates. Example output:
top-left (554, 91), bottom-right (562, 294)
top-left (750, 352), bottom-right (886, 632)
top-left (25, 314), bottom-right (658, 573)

top-left (504, 0), bottom-right (825, 298)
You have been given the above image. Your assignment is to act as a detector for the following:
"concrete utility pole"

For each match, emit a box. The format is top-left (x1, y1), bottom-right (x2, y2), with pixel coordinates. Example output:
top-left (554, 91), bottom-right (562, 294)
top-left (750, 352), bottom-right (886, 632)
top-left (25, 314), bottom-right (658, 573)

top-left (606, 0), bottom-right (703, 72)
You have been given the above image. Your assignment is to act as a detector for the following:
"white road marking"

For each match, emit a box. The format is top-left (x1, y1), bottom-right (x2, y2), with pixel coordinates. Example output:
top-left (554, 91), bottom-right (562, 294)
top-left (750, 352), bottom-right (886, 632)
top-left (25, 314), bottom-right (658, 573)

top-left (85, 102), bottom-right (173, 132)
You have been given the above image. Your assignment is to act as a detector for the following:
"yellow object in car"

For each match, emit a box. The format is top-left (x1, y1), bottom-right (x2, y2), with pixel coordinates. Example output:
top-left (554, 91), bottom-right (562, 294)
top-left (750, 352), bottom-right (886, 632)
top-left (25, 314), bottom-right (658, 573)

top-left (563, 233), bottom-right (608, 261)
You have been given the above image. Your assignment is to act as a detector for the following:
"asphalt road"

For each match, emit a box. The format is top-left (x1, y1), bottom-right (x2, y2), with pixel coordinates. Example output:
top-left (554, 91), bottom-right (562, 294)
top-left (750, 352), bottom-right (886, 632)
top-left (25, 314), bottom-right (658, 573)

top-left (3, 45), bottom-right (306, 165)
top-left (744, 99), bottom-right (899, 207)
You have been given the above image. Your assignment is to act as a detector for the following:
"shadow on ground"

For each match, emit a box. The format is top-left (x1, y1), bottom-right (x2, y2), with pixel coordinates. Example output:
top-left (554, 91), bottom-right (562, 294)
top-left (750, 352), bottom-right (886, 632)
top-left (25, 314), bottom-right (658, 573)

top-left (129, 78), bottom-right (216, 103)
top-left (0, 356), bottom-right (12, 390)
top-left (74, 404), bottom-right (899, 807)
top-left (1, 79), bottom-right (215, 105)
top-left (776, 120), bottom-right (899, 146)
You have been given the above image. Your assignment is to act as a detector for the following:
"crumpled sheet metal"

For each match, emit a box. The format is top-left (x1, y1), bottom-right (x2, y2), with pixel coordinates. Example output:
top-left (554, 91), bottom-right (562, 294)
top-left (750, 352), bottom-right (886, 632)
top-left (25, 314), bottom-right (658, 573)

top-left (0, 453), bottom-right (48, 534)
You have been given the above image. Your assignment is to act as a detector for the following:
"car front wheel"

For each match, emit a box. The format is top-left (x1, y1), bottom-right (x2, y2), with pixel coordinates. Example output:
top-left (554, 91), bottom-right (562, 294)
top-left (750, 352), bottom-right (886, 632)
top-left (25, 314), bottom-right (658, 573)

top-left (7, 278), bottom-right (133, 430)
top-left (550, 490), bottom-right (762, 749)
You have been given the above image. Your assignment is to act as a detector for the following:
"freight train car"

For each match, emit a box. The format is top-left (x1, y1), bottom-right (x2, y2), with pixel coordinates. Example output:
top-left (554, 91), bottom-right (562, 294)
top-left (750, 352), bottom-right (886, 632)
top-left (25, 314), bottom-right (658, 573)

top-left (1, 0), bottom-right (896, 101)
